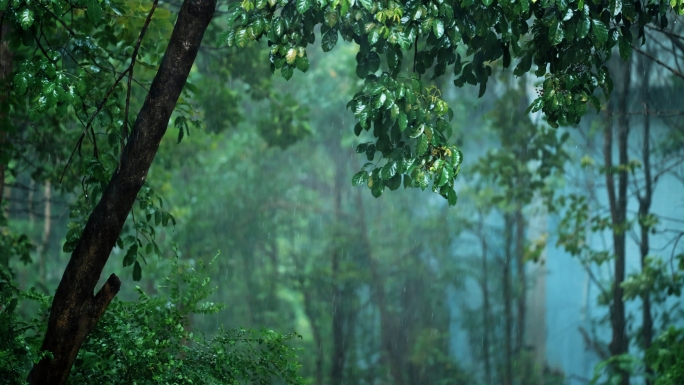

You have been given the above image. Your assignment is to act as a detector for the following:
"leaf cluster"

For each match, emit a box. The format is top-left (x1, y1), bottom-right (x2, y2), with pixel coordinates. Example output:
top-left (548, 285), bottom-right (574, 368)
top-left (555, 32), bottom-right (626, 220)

top-left (221, 0), bottom-right (681, 204)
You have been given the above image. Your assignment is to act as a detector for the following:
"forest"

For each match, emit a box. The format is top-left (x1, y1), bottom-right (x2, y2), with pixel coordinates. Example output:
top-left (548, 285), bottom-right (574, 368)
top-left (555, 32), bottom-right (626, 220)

top-left (0, 0), bottom-right (683, 384)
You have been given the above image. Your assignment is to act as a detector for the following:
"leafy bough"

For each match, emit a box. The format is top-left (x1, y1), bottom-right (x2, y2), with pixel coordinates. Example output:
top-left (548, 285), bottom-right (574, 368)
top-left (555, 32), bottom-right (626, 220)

top-left (221, 0), bottom-right (684, 205)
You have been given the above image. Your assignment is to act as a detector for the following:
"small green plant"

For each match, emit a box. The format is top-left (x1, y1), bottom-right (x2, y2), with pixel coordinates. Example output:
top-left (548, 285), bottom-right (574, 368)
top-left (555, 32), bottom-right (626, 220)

top-left (644, 327), bottom-right (684, 385)
top-left (0, 257), bottom-right (303, 385)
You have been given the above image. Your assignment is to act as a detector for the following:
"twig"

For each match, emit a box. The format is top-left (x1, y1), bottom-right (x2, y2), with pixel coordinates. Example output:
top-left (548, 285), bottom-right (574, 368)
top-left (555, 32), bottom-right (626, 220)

top-left (59, 69), bottom-right (128, 184)
top-left (671, 232), bottom-right (684, 276)
top-left (42, 4), bottom-right (77, 37)
top-left (645, 24), bottom-right (684, 42)
top-left (632, 45), bottom-right (684, 81)
top-left (60, 0), bottom-right (159, 183)
top-left (122, 0), bottom-right (160, 167)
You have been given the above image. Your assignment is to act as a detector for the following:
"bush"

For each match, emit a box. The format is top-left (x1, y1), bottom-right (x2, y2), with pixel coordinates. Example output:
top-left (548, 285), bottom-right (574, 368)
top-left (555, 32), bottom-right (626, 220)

top-left (0, 258), bottom-right (303, 385)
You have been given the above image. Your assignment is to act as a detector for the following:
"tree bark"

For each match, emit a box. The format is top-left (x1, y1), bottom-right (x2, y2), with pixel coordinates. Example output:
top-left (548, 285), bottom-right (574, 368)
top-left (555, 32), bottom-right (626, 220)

top-left (477, 218), bottom-right (492, 385)
top-left (515, 208), bottom-right (525, 354)
top-left (604, 58), bottom-right (630, 385)
top-left (638, 96), bottom-right (654, 385)
top-left (503, 213), bottom-right (514, 385)
top-left (0, 10), bottom-right (11, 213)
top-left (39, 181), bottom-right (52, 283)
top-left (330, 154), bottom-right (346, 385)
top-left (27, 0), bottom-right (216, 383)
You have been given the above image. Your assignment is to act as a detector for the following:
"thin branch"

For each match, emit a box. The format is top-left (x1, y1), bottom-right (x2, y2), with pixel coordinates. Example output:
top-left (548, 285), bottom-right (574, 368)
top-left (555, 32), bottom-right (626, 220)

top-left (59, 69), bottom-right (128, 183)
top-left (122, 0), bottom-right (160, 167)
top-left (606, 109), bottom-right (684, 116)
top-left (61, 0), bottom-right (159, 182)
top-left (632, 45), bottom-right (684, 81)
top-left (645, 24), bottom-right (684, 43)
top-left (671, 232), bottom-right (684, 276)
top-left (43, 5), bottom-right (77, 36)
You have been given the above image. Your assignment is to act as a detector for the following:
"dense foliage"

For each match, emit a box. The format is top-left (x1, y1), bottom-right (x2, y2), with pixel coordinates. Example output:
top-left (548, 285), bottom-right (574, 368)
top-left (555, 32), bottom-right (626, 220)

top-left (1, 258), bottom-right (303, 384)
top-left (0, 0), bottom-right (683, 382)
top-left (223, 0), bottom-right (684, 204)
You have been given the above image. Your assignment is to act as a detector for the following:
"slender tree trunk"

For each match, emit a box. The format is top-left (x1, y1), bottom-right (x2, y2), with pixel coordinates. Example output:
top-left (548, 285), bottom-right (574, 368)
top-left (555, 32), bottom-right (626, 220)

top-left (39, 181), bottom-right (52, 283)
top-left (27, 1), bottom-right (216, 383)
top-left (331, 157), bottom-right (346, 385)
top-left (304, 289), bottom-right (325, 385)
top-left (515, 208), bottom-right (525, 353)
top-left (0, 11), bottom-right (11, 214)
top-left (637, 55), bottom-right (654, 384)
top-left (289, 246), bottom-right (324, 385)
top-left (604, 58), bottom-right (630, 385)
top-left (639, 103), bottom-right (653, 385)
top-left (478, 222), bottom-right (492, 385)
top-left (355, 189), bottom-right (405, 385)
top-left (503, 213), bottom-right (514, 385)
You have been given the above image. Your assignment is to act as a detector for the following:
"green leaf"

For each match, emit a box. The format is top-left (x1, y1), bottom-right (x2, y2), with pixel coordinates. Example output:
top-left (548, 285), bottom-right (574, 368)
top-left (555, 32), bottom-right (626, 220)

top-left (352, 171), bottom-right (369, 186)
top-left (447, 188), bottom-right (458, 206)
top-left (340, 0), bottom-right (351, 15)
top-left (13, 73), bottom-right (28, 95)
top-left (358, 0), bottom-right (373, 11)
top-left (513, 52), bottom-right (532, 77)
top-left (87, 0), bottom-right (103, 23)
top-left (296, 0), bottom-right (311, 13)
top-left (618, 35), bottom-right (632, 61)
top-left (520, 0), bottom-right (529, 12)
top-left (398, 112), bottom-right (408, 131)
top-left (366, 144), bottom-right (376, 160)
top-left (386, 173), bottom-right (402, 190)
top-left (381, 161), bottom-right (397, 180)
top-left (133, 261), bottom-right (142, 281)
top-left (281, 64), bottom-right (294, 80)
top-left (123, 245), bottom-right (137, 267)
top-left (416, 134), bottom-right (428, 156)
top-left (322, 30), bottom-right (338, 52)
top-left (367, 52), bottom-right (380, 73)
top-left (576, 18), bottom-right (590, 39)
top-left (549, 20), bottom-right (564, 45)
top-left (482, 0), bottom-right (493, 5)
top-left (369, 29), bottom-right (380, 45)
top-left (433, 19), bottom-right (445, 39)
top-left (592, 20), bottom-right (608, 44)
top-left (437, 164), bottom-right (454, 186)
top-left (177, 125), bottom-right (185, 143)
top-left (478, 81), bottom-right (487, 98)
top-left (296, 56), bottom-right (310, 72)
top-left (324, 9), bottom-right (339, 27)
top-left (19, 8), bottom-right (34, 30)
top-left (387, 49), bottom-right (402, 72)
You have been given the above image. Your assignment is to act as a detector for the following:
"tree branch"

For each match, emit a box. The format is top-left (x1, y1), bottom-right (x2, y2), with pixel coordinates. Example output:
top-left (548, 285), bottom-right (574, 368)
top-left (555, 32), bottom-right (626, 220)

top-left (632, 45), bottom-right (684, 81)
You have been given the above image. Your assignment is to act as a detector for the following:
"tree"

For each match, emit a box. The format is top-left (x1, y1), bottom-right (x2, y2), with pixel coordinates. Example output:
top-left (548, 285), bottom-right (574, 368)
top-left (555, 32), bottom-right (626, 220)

top-left (3, 0), bottom-right (684, 383)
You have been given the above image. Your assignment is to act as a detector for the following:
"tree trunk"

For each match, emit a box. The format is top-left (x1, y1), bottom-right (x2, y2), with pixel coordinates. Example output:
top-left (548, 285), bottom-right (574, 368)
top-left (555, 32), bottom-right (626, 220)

top-left (515, 208), bottom-right (525, 353)
top-left (40, 181), bottom-right (52, 283)
top-left (302, 283), bottom-right (325, 385)
top-left (0, 10), bottom-right (11, 214)
top-left (27, 0), bottom-right (216, 383)
top-left (604, 58), bottom-right (630, 385)
top-left (355, 189), bottom-right (405, 385)
top-left (331, 155), bottom-right (346, 385)
top-left (638, 74), bottom-right (653, 384)
top-left (503, 213), bottom-right (514, 385)
top-left (478, 220), bottom-right (492, 385)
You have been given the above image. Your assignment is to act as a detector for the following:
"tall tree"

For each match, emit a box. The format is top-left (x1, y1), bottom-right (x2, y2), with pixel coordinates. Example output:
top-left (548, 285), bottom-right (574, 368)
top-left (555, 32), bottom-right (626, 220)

top-left (27, 0), bottom-right (216, 382)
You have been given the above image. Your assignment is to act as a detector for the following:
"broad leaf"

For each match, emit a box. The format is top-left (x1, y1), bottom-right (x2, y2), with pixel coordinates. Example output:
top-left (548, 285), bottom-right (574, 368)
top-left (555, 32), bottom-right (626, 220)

top-left (592, 20), bottom-right (608, 43)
